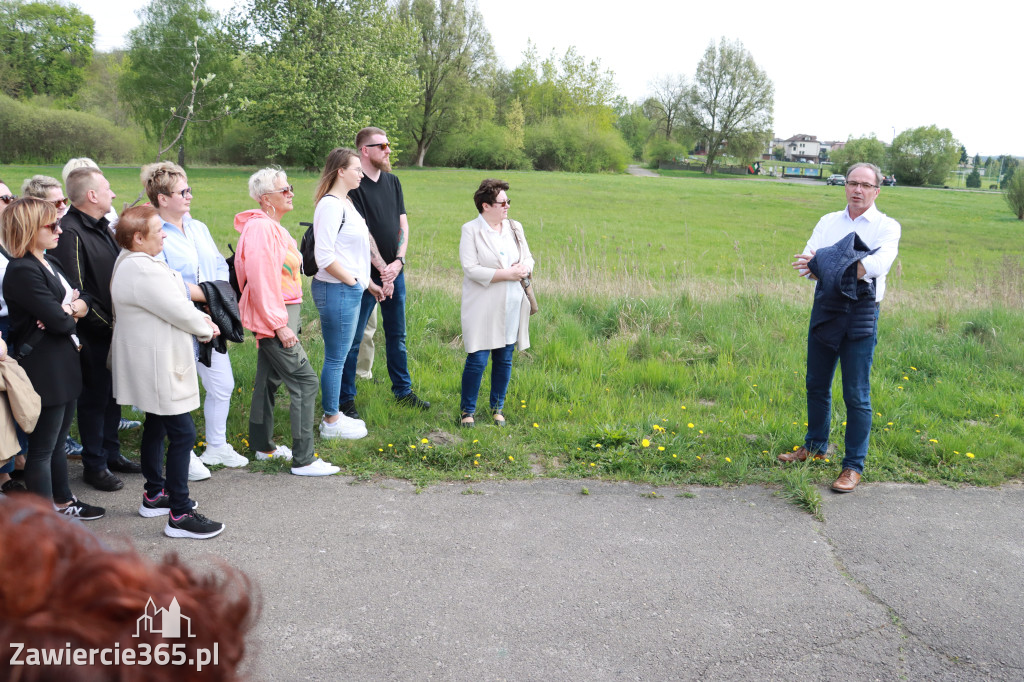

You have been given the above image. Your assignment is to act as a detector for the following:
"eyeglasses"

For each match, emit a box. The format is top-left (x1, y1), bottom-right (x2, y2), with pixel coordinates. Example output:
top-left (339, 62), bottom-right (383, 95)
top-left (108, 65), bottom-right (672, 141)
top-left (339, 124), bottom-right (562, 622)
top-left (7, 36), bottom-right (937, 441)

top-left (0, 195), bottom-right (16, 205)
top-left (846, 181), bottom-right (879, 190)
top-left (165, 187), bottom-right (192, 199)
top-left (52, 197), bottom-right (69, 208)
top-left (263, 185), bottom-right (294, 196)
top-left (364, 142), bottom-right (390, 151)
top-left (493, 199), bottom-right (511, 208)
top-left (345, 166), bottom-right (364, 175)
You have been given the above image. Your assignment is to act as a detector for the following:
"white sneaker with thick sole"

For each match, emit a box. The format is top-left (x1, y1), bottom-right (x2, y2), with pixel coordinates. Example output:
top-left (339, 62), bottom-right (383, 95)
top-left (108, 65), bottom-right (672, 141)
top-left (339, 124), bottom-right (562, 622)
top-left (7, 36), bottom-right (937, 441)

top-left (200, 443), bottom-right (249, 467)
top-left (319, 415), bottom-right (368, 440)
top-left (291, 459), bottom-right (341, 476)
top-left (188, 450), bottom-right (212, 481)
top-left (256, 445), bottom-right (293, 461)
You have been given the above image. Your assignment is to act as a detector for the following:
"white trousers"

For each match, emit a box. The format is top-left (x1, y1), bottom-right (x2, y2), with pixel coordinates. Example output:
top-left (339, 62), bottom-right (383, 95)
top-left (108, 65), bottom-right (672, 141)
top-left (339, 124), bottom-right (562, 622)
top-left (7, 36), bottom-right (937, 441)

top-left (196, 349), bottom-right (235, 447)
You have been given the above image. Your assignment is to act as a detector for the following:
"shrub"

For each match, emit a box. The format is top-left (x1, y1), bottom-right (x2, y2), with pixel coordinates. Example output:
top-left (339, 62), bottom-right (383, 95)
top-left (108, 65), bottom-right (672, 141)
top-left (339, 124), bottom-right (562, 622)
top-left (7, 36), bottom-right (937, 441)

top-left (0, 94), bottom-right (144, 164)
top-left (428, 121), bottom-right (530, 170)
top-left (1005, 171), bottom-right (1024, 220)
top-left (965, 168), bottom-right (981, 188)
top-left (644, 137), bottom-right (687, 168)
top-left (525, 116), bottom-right (631, 173)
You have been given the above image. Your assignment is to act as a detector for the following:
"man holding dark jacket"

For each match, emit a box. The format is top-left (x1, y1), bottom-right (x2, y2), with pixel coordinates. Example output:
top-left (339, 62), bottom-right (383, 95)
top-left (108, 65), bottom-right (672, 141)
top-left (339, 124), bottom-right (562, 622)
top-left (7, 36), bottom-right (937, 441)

top-left (780, 162), bottom-right (901, 493)
top-left (51, 168), bottom-right (141, 492)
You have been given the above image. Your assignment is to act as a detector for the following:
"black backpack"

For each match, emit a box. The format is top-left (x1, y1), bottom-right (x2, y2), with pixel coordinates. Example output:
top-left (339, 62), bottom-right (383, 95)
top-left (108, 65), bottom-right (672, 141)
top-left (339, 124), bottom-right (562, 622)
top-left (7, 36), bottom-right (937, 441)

top-left (299, 197), bottom-right (345, 277)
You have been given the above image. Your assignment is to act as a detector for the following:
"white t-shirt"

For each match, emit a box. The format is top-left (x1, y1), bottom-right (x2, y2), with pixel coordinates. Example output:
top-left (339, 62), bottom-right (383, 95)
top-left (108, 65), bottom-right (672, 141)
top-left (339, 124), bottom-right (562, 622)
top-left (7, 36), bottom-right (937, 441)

top-left (312, 194), bottom-right (371, 288)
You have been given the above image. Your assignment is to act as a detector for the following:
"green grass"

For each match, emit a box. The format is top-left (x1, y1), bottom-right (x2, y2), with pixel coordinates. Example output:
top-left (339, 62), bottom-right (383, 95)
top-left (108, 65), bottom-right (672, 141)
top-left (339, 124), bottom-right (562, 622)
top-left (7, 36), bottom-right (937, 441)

top-left (3, 163), bottom-right (1022, 495)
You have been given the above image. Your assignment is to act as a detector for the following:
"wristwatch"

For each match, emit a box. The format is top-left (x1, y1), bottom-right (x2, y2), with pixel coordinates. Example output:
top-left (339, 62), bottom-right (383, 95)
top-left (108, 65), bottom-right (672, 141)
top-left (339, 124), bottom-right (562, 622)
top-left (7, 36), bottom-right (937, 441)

top-left (396, 256), bottom-right (405, 265)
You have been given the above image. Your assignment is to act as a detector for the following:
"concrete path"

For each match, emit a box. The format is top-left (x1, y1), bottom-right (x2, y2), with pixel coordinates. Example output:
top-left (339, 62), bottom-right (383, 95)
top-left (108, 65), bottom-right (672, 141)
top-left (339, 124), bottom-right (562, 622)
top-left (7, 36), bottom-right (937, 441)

top-left (70, 463), bottom-right (1024, 681)
top-left (626, 165), bottom-right (659, 177)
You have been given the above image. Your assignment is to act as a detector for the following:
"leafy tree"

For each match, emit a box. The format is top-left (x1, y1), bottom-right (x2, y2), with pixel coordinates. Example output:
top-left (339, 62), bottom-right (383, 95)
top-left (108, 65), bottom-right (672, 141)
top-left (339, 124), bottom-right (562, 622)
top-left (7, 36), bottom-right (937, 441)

top-left (972, 153), bottom-right (981, 167)
top-left (829, 136), bottom-right (887, 175)
top-left (890, 125), bottom-right (960, 186)
top-left (646, 74), bottom-right (687, 141)
top-left (959, 144), bottom-right (968, 165)
top-left (613, 97), bottom-right (653, 160)
top-left (683, 38), bottom-right (773, 174)
top-left (0, 0), bottom-right (94, 99)
top-left (727, 129), bottom-right (769, 164)
top-left (237, 0), bottom-right (418, 168)
top-left (965, 168), bottom-right (981, 188)
top-left (1005, 171), bottom-right (1024, 220)
top-left (998, 155), bottom-right (1018, 189)
top-left (771, 145), bottom-right (784, 161)
top-left (398, 0), bottom-right (493, 166)
top-left (119, 0), bottom-right (237, 162)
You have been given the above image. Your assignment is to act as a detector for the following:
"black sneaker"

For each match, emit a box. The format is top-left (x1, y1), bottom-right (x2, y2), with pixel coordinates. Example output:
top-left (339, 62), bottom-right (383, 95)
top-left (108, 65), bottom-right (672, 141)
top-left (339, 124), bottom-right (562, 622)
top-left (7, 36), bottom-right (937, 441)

top-left (397, 392), bottom-right (430, 410)
top-left (340, 401), bottom-right (361, 420)
top-left (58, 497), bottom-right (105, 521)
top-left (164, 510), bottom-right (225, 539)
top-left (139, 490), bottom-right (198, 518)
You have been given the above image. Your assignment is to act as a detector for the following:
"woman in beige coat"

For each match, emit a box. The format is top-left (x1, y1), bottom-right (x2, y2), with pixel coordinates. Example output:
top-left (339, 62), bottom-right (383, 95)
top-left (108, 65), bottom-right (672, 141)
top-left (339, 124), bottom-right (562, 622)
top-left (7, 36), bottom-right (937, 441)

top-left (459, 179), bottom-right (535, 427)
top-left (111, 206), bottom-right (225, 540)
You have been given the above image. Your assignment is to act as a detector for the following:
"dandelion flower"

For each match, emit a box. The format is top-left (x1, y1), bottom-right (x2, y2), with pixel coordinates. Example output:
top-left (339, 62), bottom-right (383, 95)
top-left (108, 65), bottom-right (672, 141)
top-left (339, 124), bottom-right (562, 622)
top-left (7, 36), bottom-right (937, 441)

top-left (698, 430), bottom-right (704, 435)
top-left (672, 454), bottom-right (677, 458)
top-left (421, 438), bottom-right (429, 444)
top-left (752, 384), bottom-right (757, 387)
top-left (903, 376), bottom-right (909, 381)
top-left (687, 423), bottom-right (694, 428)
top-left (696, 455), bottom-right (702, 460)
top-left (474, 460), bottom-right (479, 465)
top-left (681, 405), bottom-right (686, 410)
top-left (378, 448), bottom-right (384, 452)
top-left (642, 439), bottom-right (650, 447)
top-left (410, 445), bottom-right (417, 449)
top-left (824, 458), bottom-right (830, 463)
top-left (590, 462), bottom-right (596, 467)
top-left (594, 443), bottom-right (603, 448)
top-left (953, 451), bottom-right (960, 455)
top-left (725, 457), bottom-right (732, 463)
top-left (910, 366), bottom-right (917, 371)
top-left (421, 456), bottom-right (426, 460)
top-left (929, 439), bottom-right (938, 443)
top-left (762, 450), bottom-right (768, 454)
top-left (887, 422), bottom-right (894, 426)
top-left (842, 421), bottom-right (847, 426)
top-left (966, 452), bottom-right (975, 458)
top-left (388, 444), bottom-right (393, 447)
top-left (473, 439), bottom-right (479, 443)
top-left (897, 386), bottom-right (903, 390)
top-left (533, 423), bottom-right (539, 428)
top-left (658, 446), bottom-right (665, 451)
top-left (793, 446), bottom-right (799, 451)
top-left (508, 456), bottom-right (514, 462)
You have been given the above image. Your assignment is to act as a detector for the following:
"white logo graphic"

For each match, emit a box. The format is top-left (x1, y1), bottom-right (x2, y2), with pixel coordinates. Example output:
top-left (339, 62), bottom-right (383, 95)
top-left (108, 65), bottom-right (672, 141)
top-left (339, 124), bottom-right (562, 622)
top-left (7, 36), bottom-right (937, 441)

top-left (134, 597), bottom-right (195, 639)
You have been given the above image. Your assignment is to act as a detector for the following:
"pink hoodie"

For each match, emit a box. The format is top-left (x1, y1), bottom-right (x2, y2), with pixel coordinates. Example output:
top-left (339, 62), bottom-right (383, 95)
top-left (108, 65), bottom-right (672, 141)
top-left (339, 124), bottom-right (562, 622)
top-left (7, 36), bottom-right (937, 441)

top-left (233, 209), bottom-right (303, 340)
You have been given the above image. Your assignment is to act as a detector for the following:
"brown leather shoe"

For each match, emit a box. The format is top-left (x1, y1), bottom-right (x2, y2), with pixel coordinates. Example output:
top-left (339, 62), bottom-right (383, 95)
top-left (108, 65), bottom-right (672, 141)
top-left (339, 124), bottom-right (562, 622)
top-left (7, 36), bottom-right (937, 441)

top-left (777, 446), bottom-right (826, 463)
top-left (831, 469), bottom-right (861, 493)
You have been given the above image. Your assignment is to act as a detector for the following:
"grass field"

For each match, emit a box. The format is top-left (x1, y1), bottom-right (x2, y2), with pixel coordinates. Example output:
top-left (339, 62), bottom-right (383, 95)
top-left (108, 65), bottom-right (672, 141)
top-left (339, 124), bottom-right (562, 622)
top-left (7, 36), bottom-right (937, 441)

top-left (3, 164), bottom-right (1022, 506)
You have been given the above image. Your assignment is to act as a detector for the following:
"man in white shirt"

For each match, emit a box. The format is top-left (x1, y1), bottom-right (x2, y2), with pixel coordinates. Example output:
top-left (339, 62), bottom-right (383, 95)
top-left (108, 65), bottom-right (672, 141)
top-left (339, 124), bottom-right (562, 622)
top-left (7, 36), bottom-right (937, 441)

top-left (779, 162), bottom-right (902, 493)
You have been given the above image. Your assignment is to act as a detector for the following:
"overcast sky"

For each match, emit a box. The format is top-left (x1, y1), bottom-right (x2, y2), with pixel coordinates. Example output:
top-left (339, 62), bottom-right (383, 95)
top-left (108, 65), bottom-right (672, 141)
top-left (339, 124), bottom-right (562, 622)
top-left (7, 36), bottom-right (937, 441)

top-left (83, 0), bottom-right (1023, 156)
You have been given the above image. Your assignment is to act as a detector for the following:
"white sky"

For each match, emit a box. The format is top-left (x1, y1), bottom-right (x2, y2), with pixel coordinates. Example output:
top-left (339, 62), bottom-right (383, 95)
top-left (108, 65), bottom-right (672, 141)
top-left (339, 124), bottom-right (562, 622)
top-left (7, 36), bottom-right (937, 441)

top-left (83, 0), bottom-right (1024, 156)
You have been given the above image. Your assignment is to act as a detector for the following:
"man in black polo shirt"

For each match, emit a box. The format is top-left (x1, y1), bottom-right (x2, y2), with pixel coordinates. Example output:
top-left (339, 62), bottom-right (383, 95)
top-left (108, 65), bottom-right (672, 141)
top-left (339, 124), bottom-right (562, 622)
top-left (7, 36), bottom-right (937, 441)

top-left (339, 127), bottom-right (429, 416)
top-left (51, 168), bottom-right (142, 492)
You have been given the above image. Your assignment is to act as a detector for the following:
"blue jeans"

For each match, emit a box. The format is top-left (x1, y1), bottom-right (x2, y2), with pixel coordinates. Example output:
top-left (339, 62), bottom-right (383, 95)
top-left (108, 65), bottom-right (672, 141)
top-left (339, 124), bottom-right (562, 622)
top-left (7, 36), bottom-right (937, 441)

top-left (804, 307), bottom-right (879, 474)
top-left (312, 278), bottom-right (363, 416)
top-left (340, 270), bottom-right (411, 403)
top-left (460, 343), bottom-right (515, 415)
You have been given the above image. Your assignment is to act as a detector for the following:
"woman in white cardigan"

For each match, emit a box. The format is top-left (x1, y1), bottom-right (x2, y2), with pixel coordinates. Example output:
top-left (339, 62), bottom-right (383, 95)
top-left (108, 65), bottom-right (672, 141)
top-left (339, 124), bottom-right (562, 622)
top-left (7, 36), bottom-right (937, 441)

top-left (458, 179), bottom-right (535, 427)
top-left (111, 206), bottom-right (225, 540)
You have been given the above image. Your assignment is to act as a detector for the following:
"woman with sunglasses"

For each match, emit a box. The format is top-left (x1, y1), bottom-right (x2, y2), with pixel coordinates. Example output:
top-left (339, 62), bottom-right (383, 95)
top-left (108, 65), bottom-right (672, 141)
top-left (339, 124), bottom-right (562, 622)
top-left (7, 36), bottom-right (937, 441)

top-left (457, 179), bottom-right (535, 428)
top-left (21, 175), bottom-right (70, 222)
top-left (234, 168), bottom-right (338, 476)
top-left (0, 179), bottom-right (27, 494)
top-left (141, 162), bottom-right (249, 480)
top-left (0, 197), bottom-right (103, 518)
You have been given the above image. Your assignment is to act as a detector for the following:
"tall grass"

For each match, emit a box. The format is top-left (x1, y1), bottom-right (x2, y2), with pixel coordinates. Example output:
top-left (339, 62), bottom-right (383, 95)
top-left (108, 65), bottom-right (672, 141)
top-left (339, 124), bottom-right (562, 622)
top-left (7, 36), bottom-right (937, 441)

top-left (3, 164), bottom-right (1022, 491)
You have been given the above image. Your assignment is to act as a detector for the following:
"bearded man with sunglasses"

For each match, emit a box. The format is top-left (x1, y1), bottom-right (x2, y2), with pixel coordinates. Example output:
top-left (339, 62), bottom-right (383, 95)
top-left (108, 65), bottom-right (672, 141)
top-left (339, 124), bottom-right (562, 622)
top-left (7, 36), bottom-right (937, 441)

top-left (338, 127), bottom-right (430, 418)
top-left (779, 162), bottom-right (901, 493)
top-left (50, 168), bottom-right (143, 493)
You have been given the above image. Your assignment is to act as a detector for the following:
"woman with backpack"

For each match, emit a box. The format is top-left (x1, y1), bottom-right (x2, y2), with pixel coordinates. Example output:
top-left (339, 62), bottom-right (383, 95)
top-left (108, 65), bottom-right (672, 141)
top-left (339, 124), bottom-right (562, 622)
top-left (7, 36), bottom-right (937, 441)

top-left (309, 148), bottom-right (383, 440)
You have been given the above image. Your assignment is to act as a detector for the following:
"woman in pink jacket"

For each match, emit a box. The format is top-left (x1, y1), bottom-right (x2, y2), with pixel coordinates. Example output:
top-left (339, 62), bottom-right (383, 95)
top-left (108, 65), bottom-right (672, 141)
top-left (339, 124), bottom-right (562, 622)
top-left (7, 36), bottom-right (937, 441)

top-left (234, 168), bottom-right (339, 477)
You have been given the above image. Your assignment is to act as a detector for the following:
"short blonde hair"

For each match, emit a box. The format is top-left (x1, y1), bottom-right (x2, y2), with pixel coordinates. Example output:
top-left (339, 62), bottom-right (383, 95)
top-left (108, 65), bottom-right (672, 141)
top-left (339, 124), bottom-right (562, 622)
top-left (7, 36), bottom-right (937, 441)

top-left (62, 157), bottom-right (100, 185)
top-left (115, 205), bottom-right (160, 250)
top-left (248, 167), bottom-right (287, 202)
top-left (21, 175), bottom-right (63, 199)
top-left (141, 161), bottom-right (187, 206)
top-left (0, 197), bottom-right (57, 258)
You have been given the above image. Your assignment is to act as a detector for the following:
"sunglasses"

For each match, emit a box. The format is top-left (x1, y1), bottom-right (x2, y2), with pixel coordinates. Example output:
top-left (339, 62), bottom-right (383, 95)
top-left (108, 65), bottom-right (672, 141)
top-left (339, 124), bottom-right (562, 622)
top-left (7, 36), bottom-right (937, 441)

top-left (364, 142), bottom-right (390, 151)
top-left (42, 222), bottom-right (60, 231)
top-left (0, 195), bottom-right (16, 205)
top-left (165, 187), bottom-right (192, 199)
top-left (263, 185), bottom-right (294, 195)
top-left (493, 199), bottom-right (511, 208)
top-left (52, 197), bottom-right (69, 208)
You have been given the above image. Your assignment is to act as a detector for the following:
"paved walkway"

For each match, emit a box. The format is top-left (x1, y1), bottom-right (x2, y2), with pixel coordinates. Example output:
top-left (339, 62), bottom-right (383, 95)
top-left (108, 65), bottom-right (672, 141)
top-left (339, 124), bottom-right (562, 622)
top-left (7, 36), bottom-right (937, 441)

top-left (74, 462), bottom-right (1024, 681)
top-left (626, 164), bottom-right (659, 177)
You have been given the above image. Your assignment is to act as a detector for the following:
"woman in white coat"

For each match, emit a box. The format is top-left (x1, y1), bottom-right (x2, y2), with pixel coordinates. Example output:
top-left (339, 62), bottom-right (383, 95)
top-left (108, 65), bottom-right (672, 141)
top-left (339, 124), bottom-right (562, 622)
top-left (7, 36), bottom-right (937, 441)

top-left (458, 179), bottom-right (535, 427)
top-left (110, 206), bottom-right (225, 540)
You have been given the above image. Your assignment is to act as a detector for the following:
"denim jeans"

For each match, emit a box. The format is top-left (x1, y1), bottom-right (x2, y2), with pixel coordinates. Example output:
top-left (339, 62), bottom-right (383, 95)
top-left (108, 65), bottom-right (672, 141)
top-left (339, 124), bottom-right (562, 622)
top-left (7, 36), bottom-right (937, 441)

top-left (460, 343), bottom-right (515, 415)
top-left (140, 412), bottom-right (195, 517)
top-left (804, 307), bottom-right (880, 474)
top-left (312, 278), bottom-right (363, 416)
top-left (25, 400), bottom-right (76, 504)
top-left (340, 270), bottom-right (411, 403)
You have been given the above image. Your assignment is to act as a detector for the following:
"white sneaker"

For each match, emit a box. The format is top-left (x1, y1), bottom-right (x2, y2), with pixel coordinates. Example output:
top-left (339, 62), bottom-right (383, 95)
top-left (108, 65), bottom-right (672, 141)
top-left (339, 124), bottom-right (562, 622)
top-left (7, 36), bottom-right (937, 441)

top-left (319, 415), bottom-right (368, 440)
top-left (256, 445), bottom-right (293, 461)
top-left (290, 459), bottom-right (340, 477)
top-left (200, 443), bottom-right (249, 468)
top-left (188, 450), bottom-right (212, 481)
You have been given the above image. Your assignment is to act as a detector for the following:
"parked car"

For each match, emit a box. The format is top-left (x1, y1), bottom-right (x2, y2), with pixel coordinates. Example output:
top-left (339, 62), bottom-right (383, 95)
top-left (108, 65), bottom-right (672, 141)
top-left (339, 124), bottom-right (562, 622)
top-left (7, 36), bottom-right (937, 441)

top-left (826, 174), bottom-right (846, 185)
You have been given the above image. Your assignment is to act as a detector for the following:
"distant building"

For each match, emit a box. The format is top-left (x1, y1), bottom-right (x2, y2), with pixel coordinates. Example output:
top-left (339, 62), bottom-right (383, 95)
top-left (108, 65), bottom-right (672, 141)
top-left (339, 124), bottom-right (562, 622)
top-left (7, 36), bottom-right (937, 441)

top-left (783, 134), bottom-right (820, 163)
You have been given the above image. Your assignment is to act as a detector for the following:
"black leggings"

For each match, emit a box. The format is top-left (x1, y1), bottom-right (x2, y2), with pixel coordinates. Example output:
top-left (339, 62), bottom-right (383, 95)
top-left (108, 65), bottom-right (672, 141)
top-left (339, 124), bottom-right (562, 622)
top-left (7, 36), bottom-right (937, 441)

top-left (25, 400), bottom-right (76, 505)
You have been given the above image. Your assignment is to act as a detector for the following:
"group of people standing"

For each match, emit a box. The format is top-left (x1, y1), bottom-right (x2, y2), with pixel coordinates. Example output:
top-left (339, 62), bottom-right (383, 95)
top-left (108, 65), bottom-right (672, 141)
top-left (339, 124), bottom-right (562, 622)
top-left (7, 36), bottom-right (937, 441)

top-left (0, 125), bottom-right (539, 539)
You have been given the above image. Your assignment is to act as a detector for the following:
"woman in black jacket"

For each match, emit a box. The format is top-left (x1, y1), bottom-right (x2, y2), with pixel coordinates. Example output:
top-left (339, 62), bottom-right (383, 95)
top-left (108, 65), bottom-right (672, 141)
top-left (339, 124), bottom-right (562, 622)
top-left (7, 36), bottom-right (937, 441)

top-left (0, 197), bottom-right (103, 519)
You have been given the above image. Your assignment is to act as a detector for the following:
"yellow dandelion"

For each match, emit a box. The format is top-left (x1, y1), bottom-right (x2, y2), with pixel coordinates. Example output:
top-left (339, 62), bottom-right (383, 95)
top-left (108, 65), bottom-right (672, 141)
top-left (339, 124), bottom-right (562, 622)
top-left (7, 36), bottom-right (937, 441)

top-left (966, 452), bottom-right (975, 458)
top-left (762, 450), bottom-right (768, 454)
top-left (594, 443), bottom-right (603, 448)
top-left (672, 454), bottom-right (677, 458)
top-left (590, 462), bottom-right (596, 467)
top-left (916, 430), bottom-right (921, 433)
top-left (421, 456), bottom-right (426, 460)
top-left (687, 423), bottom-right (694, 428)
top-left (314, 453), bottom-right (319, 458)
top-left (929, 439), bottom-right (938, 443)
top-left (533, 423), bottom-right (539, 428)
top-left (824, 458), bottom-right (830, 463)
top-left (793, 446), bottom-right (799, 451)
top-left (696, 455), bottom-right (702, 460)
top-left (898, 386), bottom-right (903, 390)
top-left (473, 439), bottom-right (479, 443)
top-left (641, 439), bottom-right (650, 447)
top-left (473, 460), bottom-right (479, 465)
top-left (887, 422), bottom-right (894, 426)
top-left (378, 448), bottom-right (383, 452)
top-left (842, 421), bottom-right (847, 426)
top-left (681, 405), bottom-right (686, 410)
top-left (242, 439), bottom-right (249, 447)
top-left (910, 366), bottom-right (917, 370)
top-left (903, 376), bottom-right (909, 381)
top-left (388, 443), bottom-right (393, 447)
top-left (508, 456), bottom-right (514, 462)
top-left (410, 445), bottom-right (417, 449)
top-left (954, 451), bottom-right (960, 455)
top-left (658, 446), bottom-right (665, 451)
top-left (698, 430), bottom-right (704, 435)
top-left (725, 457), bottom-right (732, 463)
top-left (421, 438), bottom-right (429, 444)
top-left (792, 422), bottom-right (798, 425)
